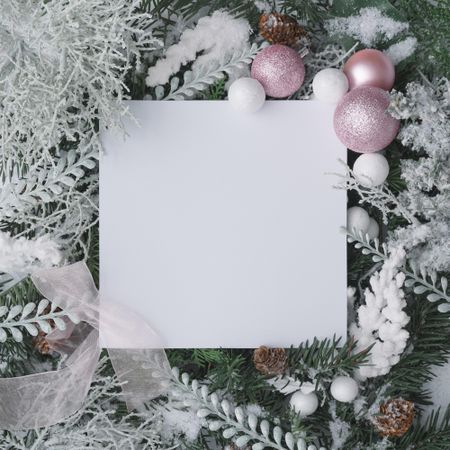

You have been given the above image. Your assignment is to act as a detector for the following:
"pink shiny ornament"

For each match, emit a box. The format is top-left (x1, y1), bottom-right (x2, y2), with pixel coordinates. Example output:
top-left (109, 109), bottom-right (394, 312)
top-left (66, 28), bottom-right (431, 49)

top-left (251, 44), bottom-right (305, 98)
top-left (334, 86), bottom-right (400, 153)
top-left (343, 49), bottom-right (395, 91)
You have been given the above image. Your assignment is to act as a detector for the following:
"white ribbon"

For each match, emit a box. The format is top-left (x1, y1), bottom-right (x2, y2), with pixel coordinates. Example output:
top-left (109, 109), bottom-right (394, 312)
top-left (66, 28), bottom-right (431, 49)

top-left (0, 262), bottom-right (169, 430)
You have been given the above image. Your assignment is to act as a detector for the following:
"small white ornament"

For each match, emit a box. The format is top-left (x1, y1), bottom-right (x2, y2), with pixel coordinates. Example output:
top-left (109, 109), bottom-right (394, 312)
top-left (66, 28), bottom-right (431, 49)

top-left (347, 206), bottom-right (370, 234)
top-left (228, 77), bottom-right (266, 112)
top-left (367, 218), bottom-right (380, 240)
top-left (290, 391), bottom-right (319, 416)
top-left (353, 153), bottom-right (390, 187)
top-left (330, 376), bottom-right (359, 403)
top-left (312, 68), bottom-right (349, 103)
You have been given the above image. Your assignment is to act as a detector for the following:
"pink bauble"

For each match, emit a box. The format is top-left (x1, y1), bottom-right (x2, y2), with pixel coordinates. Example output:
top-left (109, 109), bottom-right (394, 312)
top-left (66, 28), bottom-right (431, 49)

top-left (251, 44), bottom-right (305, 98)
top-left (334, 86), bottom-right (400, 153)
top-left (343, 49), bottom-right (395, 91)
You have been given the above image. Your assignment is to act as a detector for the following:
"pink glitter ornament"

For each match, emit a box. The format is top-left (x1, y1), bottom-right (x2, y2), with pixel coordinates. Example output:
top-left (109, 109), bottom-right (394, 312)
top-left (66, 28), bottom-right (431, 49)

top-left (334, 86), bottom-right (400, 153)
top-left (343, 49), bottom-right (395, 91)
top-left (251, 44), bottom-right (304, 98)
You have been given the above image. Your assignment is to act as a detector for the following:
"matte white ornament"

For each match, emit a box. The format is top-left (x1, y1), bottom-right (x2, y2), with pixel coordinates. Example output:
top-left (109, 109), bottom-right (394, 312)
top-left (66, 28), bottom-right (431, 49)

top-left (312, 68), bottom-right (349, 103)
top-left (347, 206), bottom-right (370, 234)
top-left (353, 153), bottom-right (390, 187)
top-left (330, 376), bottom-right (359, 403)
top-left (290, 391), bottom-right (319, 416)
top-left (367, 218), bottom-right (380, 240)
top-left (228, 77), bottom-right (266, 112)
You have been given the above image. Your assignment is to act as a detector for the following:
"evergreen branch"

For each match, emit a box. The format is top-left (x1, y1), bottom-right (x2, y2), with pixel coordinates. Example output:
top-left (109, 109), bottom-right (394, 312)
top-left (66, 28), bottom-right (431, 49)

top-left (0, 299), bottom-right (79, 343)
top-left (398, 406), bottom-right (450, 449)
top-left (287, 336), bottom-right (370, 383)
top-left (171, 367), bottom-right (318, 450)
top-left (382, 299), bottom-right (450, 405)
top-left (346, 228), bottom-right (450, 307)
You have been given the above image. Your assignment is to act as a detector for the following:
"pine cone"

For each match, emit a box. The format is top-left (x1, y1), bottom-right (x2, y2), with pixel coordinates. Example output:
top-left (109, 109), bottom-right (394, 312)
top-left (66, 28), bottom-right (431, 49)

top-left (253, 346), bottom-right (287, 376)
top-left (373, 398), bottom-right (415, 437)
top-left (32, 331), bottom-right (51, 355)
top-left (258, 12), bottom-right (308, 47)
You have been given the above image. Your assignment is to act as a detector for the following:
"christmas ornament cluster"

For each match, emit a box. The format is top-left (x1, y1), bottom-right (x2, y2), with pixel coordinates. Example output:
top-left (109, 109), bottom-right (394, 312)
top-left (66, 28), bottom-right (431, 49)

top-left (253, 346), bottom-right (414, 437)
top-left (228, 12), bottom-right (398, 241)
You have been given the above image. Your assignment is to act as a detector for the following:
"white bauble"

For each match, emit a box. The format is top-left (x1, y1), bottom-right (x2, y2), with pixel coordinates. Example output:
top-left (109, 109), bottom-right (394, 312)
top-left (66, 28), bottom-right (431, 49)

top-left (353, 153), bottom-right (390, 187)
top-left (330, 376), bottom-right (359, 403)
top-left (367, 218), bottom-right (380, 240)
top-left (228, 77), bottom-right (266, 112)
top-left (347, 206), bottom-right (370, 233)
top-left (290, 391), bottom-right (319, 416)
top-left (312, 68), bottom-right (349, 103)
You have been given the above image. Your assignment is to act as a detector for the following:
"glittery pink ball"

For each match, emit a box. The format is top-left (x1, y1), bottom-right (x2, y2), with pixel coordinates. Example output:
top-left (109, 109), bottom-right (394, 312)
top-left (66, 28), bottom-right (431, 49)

top-left (251, 44), bottom-right (305, 98)
top-left (343, 49), bottom-right (395, 91)
top-left (334, 86), bottom-right (400, 153)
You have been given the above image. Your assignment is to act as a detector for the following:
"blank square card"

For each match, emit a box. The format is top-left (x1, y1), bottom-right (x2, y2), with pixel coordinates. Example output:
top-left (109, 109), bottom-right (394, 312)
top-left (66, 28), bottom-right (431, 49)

top-left (100, 100), bottom-right (346, 348)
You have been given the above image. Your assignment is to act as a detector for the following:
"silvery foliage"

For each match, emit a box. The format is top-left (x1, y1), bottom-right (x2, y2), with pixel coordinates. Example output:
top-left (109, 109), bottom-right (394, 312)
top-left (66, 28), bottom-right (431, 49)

top-left (388, 78), bottom-right (450, 273)
top-left (0, 299), bottom-right (78, 343)
top-left (169, 367), bottom-right (323, 450)
top-left (1, 358), bottom-right (166, 450)
top-left (346, 228), bottom-right (450, 312)
top-left (0, 0), bottom-right (161, 267)
top-left (338, 79), bottom-right (449, 283)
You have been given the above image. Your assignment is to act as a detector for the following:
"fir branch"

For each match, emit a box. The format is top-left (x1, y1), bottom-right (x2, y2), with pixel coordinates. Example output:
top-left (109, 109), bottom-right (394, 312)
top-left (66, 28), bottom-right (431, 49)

top-left (398, 406), bottom-right (450, 449)
top-left (287, 336), bottom-right (370, 383)
top-left (382, 300), bottom-right (450, 406)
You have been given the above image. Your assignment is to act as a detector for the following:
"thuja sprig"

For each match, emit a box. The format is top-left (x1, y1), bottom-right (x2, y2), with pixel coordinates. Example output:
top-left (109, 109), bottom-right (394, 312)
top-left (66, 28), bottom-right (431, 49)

top-left (171, 367), bottom-right (324, 450)
top-left (0, 299), bottom-right (79, 343)
top-left (346, 228), bottom-right (450, 308)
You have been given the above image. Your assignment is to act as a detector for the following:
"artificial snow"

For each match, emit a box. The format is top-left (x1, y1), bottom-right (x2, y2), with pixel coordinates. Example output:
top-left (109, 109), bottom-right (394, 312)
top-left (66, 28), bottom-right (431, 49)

top-left (326, 7), bottom-right (409, 46)
top-left (351, 248), bottom-right (410, 378)
top-left (384, 37), bottom-right (417, 65)
top-left (146, 11), bottom-right (251, 87)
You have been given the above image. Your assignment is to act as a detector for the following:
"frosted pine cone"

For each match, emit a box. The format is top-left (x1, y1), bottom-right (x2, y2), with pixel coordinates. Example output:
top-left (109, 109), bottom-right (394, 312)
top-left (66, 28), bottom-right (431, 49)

top-left (253, 346), bottom-right (287, 376)
top-left (258, 12), bottom-right (308, 47)
top-left (374, 398), bottom-right (415, 437)
top-left (32, 331), bottom-right (51, 355)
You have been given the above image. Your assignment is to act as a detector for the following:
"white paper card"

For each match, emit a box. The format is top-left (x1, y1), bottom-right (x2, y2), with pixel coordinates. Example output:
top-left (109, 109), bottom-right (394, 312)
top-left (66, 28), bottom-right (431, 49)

top-left (100, 100), bottom-right (346, 348)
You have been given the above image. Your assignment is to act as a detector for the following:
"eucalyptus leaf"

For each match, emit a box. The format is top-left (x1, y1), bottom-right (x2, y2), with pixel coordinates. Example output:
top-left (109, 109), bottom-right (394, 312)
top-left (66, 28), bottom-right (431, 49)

top-left (235, 435), bottom-right (251, 447)
top-left (11, 327), bottom-right (23, 342)
top-left (20, 302), bottom-right (36, 319)
top-left (222, 427), bottom-right (236, 439)
top-left (0, 328), bottom-right (7, 343)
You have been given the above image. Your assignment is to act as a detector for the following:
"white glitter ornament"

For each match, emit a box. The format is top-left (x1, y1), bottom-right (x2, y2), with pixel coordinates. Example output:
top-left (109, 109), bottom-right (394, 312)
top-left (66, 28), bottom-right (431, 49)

top-left (367, 218), bottom-right (380, 240)
top-left (312, 68), bottom-right (349, 103)
top-left (289, 391), bottom-right (319, 416)
top-left (228, 77), bottom-right (266, 113)
top-left (330, 376), bottom-right (359, 403)
top-left (353, 153), bottom-right (390, 187)
top-left (347, 206), bottom-right (370, 233)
